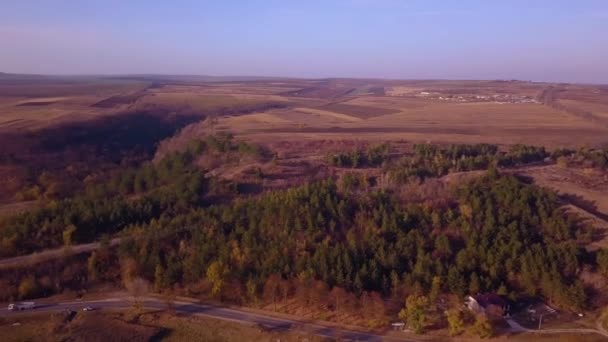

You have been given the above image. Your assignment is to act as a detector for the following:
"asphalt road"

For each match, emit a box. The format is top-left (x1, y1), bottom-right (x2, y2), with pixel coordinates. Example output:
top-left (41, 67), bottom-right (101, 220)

top-left (1, 297), bottom-right (418, 342)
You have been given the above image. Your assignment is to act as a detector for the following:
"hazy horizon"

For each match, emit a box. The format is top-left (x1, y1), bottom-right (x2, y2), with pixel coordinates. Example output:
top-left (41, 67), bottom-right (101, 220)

top-left (1, 0), bottom-right (607, 83)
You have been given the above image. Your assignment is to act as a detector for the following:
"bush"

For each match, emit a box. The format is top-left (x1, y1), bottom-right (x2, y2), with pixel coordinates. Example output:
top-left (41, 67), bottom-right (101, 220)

top-left (446, 309), bottom-right (464, 336)
top-left (18, 276), bottom-right (40, 299)
top-left (471, 314), bottom-right (493, 338)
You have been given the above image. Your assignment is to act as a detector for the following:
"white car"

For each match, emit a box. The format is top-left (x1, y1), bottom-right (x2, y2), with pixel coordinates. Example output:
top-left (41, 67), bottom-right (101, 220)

top-left (82, 306), bottom-right (95, 311)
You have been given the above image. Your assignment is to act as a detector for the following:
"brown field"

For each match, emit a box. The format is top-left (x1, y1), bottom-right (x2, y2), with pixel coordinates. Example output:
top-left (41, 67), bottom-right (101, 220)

top-left (321, 102), bottom-right (399, 118)
top-left (0, 310), bottom-right (321, 342)
top-left (129, 79), bottom-right (605, 148)
top-left (560, 99), bottom-right (608, 119)
top-left (0, 80), bottom-right (148, 130)
top-left (208, 98), bottom-right (607, 147)
top-left (2, 76), bottom-right (607, 148)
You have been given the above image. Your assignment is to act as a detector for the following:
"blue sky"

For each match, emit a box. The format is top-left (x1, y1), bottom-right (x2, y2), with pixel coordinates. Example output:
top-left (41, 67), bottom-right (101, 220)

top-left (1, 0), bottom-right (607, 83)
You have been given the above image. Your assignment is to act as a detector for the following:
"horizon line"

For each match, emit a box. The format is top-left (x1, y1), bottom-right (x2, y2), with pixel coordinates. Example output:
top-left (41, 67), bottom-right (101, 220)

top-left (1, 71), bottom-right (605, 86)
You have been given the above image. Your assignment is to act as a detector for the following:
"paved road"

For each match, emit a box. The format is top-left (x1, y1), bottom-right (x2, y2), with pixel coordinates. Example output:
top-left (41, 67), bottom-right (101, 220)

top-left (0, 238), bottom-right (121, 269)
top-left (4, 297), bottom-right (608, 340)
top-left (1, 297), bottom-right (418, 342)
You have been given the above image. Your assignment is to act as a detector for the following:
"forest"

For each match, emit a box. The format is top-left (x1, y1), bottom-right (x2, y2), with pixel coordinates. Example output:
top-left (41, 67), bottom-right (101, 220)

top-left (327, 143), bottom-right (549, 184)
top-left (0, 134), bottom-right (264, 257)
top-left (1, 136), bottom-right (607, 334)
top-left (113, 171), bottom-right (590, 312)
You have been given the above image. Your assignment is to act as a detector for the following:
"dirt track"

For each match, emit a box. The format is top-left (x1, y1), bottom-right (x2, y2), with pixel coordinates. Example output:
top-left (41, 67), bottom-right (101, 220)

top-left (0, 238), bottom-right (121, 269)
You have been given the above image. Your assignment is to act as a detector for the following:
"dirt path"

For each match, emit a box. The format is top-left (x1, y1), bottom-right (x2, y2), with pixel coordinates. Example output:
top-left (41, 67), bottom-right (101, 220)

top-left (0, 238), bottom-right (121, 269)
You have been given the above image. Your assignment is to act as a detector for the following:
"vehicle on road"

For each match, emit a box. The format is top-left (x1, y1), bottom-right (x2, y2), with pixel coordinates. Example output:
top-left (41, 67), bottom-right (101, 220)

top-left (7, 302), bottom-right (36, 311)
top-left (82, 306), bottom-right (95, 311)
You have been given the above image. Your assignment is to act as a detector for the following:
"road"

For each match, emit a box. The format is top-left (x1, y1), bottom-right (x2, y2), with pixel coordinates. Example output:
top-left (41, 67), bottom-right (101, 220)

top-left (0, 238), bottom-right (121, 269)
top-left (1, 296), bottom-right (419, 342)
top-left (4, 296), bottom-right (608, 340)
top-left (506, 318), bottom-right (608, 338)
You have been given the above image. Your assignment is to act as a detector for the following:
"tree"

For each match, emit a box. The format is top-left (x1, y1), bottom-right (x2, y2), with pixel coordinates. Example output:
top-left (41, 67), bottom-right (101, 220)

top-left (310, 280), bottom-right (329, 310)
top-left (369, 291), bottom-right (386, 320)
top-left (330, 286), bottom-right (348, 313)
top-left (18, 276), bottom-right (39, 299)
top-left (279, 279), bottom-right (291, 303)
top-left (263, 274), bottom-right (281, 311)
top-left (469, 272), bottom-right (481, 295)
top-left (63, 224), bottom-right (77, 247)
top-left (472, 314), bottom-right (493, 338)
top-left (434, 235), bottom-right (452, 258)
top-left (295, 272), bottom-right (312, 306)
top-left (447, 268), bottom-right (466, 296)
top-left (399, 295), bottom-right (428, 334)
top-left (126, 277), bottom-right (149, 298)
top-left (125, 277), bottom-right (149, 312)
top-left (497, 283), bottom-right (508, 296)
top-left (246, 277), bottom-right (258, 304)
top-left (120, 257), bottom-right (138, 289)
top-left (206, 261), bottom-right (228, 297)
top-left (429, 276), bottom-right (441, 304)
top-left (446, 309), bottom-right (464, 336)
top-left (154, 264), bottom-right (165, 292)
top-left (598, 249), bottom-right (608, 277)
top-left (87, 251), bottom-right (100, 282)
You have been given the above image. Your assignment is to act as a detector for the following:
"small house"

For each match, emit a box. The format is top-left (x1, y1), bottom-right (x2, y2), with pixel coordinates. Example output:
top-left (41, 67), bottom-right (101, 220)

top-left (465, 293), bottom-right (509, 317)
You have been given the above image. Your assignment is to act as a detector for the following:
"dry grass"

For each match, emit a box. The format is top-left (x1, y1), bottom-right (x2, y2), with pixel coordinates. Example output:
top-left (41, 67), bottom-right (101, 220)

top-left (138, 311), bottom-right (322, 342)
top-left (0, 313), bottom-right (53, 342)
top-left (493, 334), bottom-right (608, 342)
top-left (0, 310), bottom-right (322, 342)
top-left (293, 107), bottom-right (362, 122)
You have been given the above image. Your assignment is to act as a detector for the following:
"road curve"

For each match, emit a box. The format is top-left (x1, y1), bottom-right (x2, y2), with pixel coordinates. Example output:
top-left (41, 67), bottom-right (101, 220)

top-left (1, 297), bottom-right (420, 342)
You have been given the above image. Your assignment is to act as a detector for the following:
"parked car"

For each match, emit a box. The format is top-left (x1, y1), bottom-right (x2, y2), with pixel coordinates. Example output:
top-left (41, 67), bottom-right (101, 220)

top-left (7, 302), bottom-right (35, 311)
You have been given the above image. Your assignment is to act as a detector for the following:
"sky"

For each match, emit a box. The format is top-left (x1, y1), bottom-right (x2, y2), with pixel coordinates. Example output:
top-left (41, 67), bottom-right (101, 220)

top-left (1, 0), bottom-right (607, 83)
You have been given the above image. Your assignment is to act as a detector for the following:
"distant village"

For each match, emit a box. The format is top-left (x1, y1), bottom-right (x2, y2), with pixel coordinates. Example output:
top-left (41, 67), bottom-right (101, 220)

top-left (404, 91), bottom-right (540, 104)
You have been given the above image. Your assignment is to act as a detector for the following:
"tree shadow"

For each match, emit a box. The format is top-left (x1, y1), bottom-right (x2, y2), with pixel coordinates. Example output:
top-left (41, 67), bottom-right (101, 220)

top-left (561, 193), bottom-right (608, 222)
